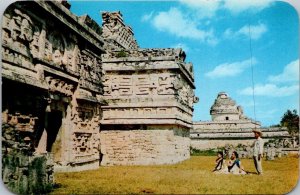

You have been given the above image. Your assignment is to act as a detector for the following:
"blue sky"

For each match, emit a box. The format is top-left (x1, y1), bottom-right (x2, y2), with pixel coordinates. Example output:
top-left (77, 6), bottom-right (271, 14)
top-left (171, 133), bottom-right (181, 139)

top-left (70, 0), bottom-right (299, 127)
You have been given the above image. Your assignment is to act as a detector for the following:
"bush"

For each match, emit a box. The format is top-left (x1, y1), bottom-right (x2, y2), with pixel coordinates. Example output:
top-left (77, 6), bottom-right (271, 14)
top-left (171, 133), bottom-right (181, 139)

top-left (190, 148), bottom-right (218, 156)
top-left (116, 50), bottom-right (127, 58)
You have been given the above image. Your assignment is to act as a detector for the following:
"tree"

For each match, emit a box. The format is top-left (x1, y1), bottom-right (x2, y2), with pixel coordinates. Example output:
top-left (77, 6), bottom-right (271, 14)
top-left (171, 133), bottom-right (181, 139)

top-left (280, 109), bottom-right (299, 135)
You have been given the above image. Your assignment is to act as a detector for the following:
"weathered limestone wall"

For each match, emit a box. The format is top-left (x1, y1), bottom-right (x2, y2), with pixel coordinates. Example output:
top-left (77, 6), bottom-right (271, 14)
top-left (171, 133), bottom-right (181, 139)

top-left (191, 128), bottom-right (291, 150)
top-left (2, 0), bottom-right (104, 173)
top-left (191, 139), bottom-right (256, 150)
top-left (193, 120), bottom-right (260, 130)
top-left (100, 130), bottom-right (190, 166)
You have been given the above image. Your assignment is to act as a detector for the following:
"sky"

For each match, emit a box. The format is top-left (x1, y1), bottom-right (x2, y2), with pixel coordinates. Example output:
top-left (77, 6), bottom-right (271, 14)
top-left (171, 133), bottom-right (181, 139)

top-left (69, 0), bottom-right (299, 127)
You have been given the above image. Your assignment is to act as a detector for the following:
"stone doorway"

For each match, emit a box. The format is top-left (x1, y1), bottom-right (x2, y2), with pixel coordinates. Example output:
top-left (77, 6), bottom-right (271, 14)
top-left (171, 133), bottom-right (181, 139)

top-left (36, 108), bottom-right (64, 163)
top-left (45, 111), bottom-right (62, 153)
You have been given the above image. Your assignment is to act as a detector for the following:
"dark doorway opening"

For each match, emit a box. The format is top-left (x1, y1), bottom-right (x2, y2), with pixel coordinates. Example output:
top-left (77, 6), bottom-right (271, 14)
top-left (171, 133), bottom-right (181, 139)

top-left (45, 111), bottom-right (62, 152)
top-left (225, 117), bottom-right (229, 121)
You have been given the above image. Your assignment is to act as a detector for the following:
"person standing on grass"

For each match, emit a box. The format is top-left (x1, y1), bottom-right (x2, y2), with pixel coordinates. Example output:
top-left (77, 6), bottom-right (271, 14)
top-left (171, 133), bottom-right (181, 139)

top-left (252, 129), bottom-right (264, 175)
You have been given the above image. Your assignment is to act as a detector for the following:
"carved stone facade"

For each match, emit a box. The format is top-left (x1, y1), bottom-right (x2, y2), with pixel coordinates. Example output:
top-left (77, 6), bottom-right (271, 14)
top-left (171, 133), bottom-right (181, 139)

top-left (102, 11), bottom-right (138, 50)
top-left (2, 0), bottom-right (197, 181)
top-left (2, 1), bottom-right (104, 175)
top-left (101, 16), bottom-right (197, 164)
top-left (191, 92), bottom-right (291, 150)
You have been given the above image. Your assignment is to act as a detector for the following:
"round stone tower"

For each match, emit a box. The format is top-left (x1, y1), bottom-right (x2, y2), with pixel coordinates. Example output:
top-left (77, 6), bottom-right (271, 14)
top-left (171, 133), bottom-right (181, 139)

top-left (210, 92), bottom-right (246, 121)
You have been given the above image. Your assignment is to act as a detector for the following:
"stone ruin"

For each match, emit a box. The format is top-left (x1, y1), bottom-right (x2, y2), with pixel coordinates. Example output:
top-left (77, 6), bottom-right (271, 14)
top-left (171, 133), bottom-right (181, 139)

top-left (2, 123), bottom-right (53, 194)
top-left (1, 1), bottom-right (197, 193)
top-left (223, 136), bottom-right (299, 161)
top-left (100, 12), bottom-right (197, 164)
top-left (191, 92), bottom-right (292, 150)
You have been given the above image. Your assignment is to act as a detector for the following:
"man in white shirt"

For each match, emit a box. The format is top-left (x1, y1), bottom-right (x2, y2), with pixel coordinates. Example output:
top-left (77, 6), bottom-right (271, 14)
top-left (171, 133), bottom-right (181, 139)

top-left (252, 129), bottom-right (264, 175)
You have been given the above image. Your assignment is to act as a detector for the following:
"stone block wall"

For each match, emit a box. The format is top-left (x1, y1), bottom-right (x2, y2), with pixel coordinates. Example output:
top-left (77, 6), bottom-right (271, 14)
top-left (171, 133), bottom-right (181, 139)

top-left (100, 130), bottom-right (190, 166)
top-left (190, 127), bottom-right (291, 150)
top-left (191, 139), bottom-right (257, 150)
top-left (193, 120), bottom-right (260, 131)
top-left (2, 124), bottom-right (54, 194)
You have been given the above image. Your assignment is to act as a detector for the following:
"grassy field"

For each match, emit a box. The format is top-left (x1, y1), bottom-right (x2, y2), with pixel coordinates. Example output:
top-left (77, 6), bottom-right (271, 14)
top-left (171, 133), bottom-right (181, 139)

top-left (52, 155), bottom-right (299, 194)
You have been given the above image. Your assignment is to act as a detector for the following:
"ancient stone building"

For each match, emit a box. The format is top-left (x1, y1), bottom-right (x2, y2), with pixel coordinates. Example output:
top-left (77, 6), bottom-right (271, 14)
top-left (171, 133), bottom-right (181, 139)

top-left (2, 1), bottom-right (105, 174)
top-left (1, 2), bottom-right (197, 186)
top-left (99, 11), bottom-right (197, 165)
top-left (191, 92), bottom-right (290, 150)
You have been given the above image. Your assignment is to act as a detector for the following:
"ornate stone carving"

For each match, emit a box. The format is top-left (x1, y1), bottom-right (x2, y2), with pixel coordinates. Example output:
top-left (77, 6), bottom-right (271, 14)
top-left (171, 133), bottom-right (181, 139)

top-left (52, 49), bottom-right (63, 65)
top-left (19, 16), bottom-right (33, 42)
top-left (5, 112), bottom-right (38, 132)
top-left (135, 75), bottom-right (157, 95)
top-left (102, 107), bottom-right (184, 120)
top-left (73, 133), bottom-right (92, 155)
top-left (1, 9), bottom-right (34, 70)
top-left (102, 48), bottom-right (186, 62)
top-left (79, 49), bottom-right (102, 92)
top-left (158, 75), bottom-right (175, 95)
top-left (45, 76), bottom-right (75, 96)
top-left (102, 11), bottom-right (138, 50)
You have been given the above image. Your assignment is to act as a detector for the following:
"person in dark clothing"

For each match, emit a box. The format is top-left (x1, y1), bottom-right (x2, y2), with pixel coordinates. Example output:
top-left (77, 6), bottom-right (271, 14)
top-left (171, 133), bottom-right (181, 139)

top-left (227, 151), bottom-right (246, 174)
top-left (213, 151), bottom-right (225, 172)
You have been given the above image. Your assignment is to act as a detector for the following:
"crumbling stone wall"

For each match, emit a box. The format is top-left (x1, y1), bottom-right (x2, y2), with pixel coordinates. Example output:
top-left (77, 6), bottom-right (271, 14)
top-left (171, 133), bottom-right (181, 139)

top-left (2, 124), bottom-right (53, 194)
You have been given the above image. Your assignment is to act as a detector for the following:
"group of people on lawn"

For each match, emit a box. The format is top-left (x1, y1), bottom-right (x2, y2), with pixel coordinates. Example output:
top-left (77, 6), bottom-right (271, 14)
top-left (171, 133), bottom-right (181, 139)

top-left (213, 129), bottom-right (264, 175)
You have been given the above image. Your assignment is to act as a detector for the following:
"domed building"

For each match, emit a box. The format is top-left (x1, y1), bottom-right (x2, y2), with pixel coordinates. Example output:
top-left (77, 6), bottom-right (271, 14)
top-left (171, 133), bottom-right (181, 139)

top-left (191, 92), bottom-right (290, 150)
top-left (210, 92), bottom-right (249, 122)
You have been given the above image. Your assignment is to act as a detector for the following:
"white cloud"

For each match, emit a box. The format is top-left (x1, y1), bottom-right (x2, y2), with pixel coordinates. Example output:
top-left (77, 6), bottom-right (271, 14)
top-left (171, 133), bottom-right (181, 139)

top-left (179, 0), bottom-right (221, 18)
top-left (223, 0), bottom-right (273, 14)
top-left (141, 11), bottom-right (154, 22)
top-left (224, 23), bottom-right (267, 40)
top-left (240, 84), bottom-right (299, 97)
top-left (171, 43), bottom-right (190, 53)
top-left (179, 0), bottom-right (273, 17)
top-left (238, 23), bottom-right (267, 40)
top-left (268, 59), bottom-right (299, 83)
top-left (151, 7), bottom-right (217, 44)
top-left (205, 58), bottom-right (257, 78)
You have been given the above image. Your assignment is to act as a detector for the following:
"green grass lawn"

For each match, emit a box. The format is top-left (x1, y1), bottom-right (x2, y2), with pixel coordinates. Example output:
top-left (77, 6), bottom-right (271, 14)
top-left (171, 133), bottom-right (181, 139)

top-left (52, 155), bottom-right (299, 194)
